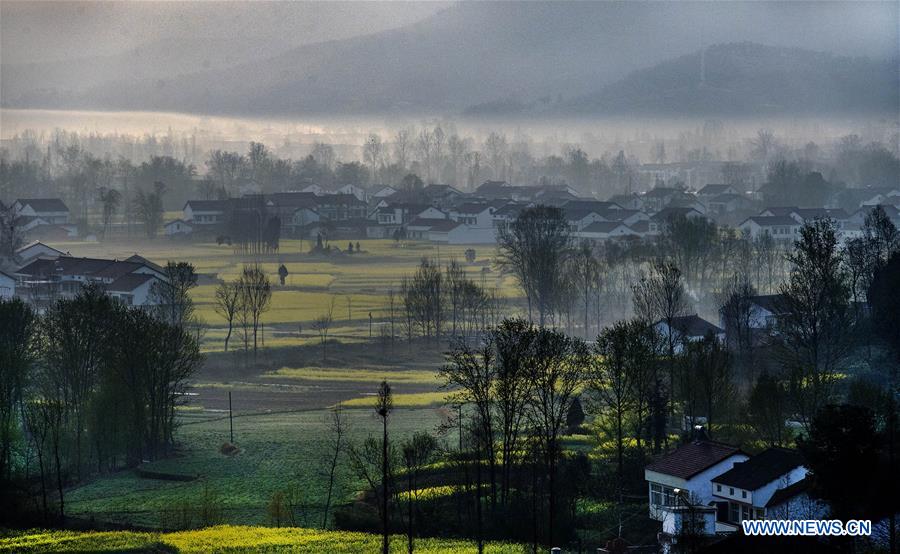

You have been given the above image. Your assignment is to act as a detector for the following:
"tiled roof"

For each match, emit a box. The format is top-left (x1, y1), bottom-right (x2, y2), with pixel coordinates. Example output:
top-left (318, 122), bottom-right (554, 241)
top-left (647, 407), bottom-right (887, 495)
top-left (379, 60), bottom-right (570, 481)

top-left (765, 476), bottom-right (812, 507)
top-left (16, 198), bottom-right (69, 212)
top-left (184, 200), bottom-right (229, 212)
top-left (661, 314), bottom-right (723, 337)
top-left (713, 447), bottom-right (805, 490)
top-left (581, 221), bottom-right (629, 233)
top-left (749, 294), bottom-right (786, 314)
top-left (742, 216), bottom-right (797, 227)
top-left (698, 184), bottom-right (732, 195)
top-left (646, 440), bottom-right (744, 480)
top-left (106, 273), bottom-right (157, 293)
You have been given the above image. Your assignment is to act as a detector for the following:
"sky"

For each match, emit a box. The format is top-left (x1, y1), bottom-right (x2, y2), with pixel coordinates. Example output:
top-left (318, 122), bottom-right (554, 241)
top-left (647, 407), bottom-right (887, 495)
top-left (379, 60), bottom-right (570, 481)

top-left (1, 1), bottom-right (449, 64)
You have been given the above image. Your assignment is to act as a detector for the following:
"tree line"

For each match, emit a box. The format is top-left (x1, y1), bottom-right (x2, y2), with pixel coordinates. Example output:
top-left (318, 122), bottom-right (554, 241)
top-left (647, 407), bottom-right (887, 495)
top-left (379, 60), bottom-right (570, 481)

top-left (0, 275), bottom-right (204, 526)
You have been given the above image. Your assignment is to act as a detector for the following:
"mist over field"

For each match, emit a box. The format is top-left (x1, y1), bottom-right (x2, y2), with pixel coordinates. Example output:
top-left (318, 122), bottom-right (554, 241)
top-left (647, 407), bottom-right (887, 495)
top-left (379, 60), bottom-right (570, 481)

top-left (1, 2), bottom-right (899, 553)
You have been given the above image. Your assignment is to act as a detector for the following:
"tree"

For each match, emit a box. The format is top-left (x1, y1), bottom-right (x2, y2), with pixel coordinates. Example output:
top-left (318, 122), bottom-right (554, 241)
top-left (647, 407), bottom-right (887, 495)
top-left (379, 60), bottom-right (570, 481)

top-left (441, 337), bottom-right (497, 508)
top-left (718, 276), bottom-right (756, 383)
top-left (591, 321), bottom-right (635, 478)
top-left (683, 334), bottom-right (732, 437)
top-left (776, 220), bottom-right (853, 431)
top-left (0, 200), bottom-right (25, 259)
top-left (238, 264), bottom-right (272, 356)
top-left (497, 205), bottom-right (572, 327)
top-left (321, 403), bottom-right (347, 529)
top-left (214, 280), bottom-right (242, 352)
top-left (525, 328), bottom-right (589, 547)
top-left (568, 241), bottom-right (600, 338)
top-left (798, 404), bottom-right (883, 521)
top-left (747, 372), bottom-right (789, 447)
top-left (133, 181), bottom-right (165, 239)
top-left (151, 261), bottom-right (199, 329)
top-left (401, 432), bottom-right (438, 554)
top-left (97, 187), bottom-right (121, 240)
top-left (363, 133), bottom-right (384, 181)
top-left (868, 252), bottom-right (900, 363)
top-left (312, 298), bottom-right (336, 361)
top-left (0, 299), bottom-right (35, 485)
top-left (632, 260), bottom-right (689, 423)
top-left (376, 381), bottom-right (393, 554)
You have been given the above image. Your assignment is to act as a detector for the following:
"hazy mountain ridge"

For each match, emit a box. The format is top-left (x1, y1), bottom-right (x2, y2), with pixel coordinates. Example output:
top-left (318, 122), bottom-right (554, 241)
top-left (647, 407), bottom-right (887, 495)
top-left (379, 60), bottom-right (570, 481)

top-left (1, 2), bottom-right (897, 117)
top-left (559, 43), bottom-right (899, 116)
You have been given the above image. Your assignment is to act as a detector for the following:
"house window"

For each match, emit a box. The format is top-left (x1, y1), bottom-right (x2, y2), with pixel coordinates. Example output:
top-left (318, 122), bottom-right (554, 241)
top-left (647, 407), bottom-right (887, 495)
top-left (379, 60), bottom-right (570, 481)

top-left (729, 488), bottom-right (734, 496)
top-left (742, 491), bottom-right (747, 499)
top-left (729, 502), bottom-right (740, 522)
top-left (650, 483), bottom-right (677, 507)
top-left (716, 484), bottom-right (721, 492)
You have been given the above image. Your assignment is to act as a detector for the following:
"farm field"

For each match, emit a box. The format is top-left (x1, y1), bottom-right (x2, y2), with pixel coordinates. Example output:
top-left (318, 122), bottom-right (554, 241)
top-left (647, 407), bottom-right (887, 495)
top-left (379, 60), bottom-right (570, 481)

top-left (46, 238), bottom-right (522, 352)
top-left (0, 526), bottom-right (523, 553)
top-left (64, 405), bottom-right (456, 528)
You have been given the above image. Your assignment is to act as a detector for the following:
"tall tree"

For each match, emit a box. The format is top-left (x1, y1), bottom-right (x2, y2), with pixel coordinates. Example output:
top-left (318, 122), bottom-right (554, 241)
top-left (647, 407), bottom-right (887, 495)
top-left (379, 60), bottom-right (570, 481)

top-left (497, 205), bottom-right (572, 327)
top-left (776, 220), bottom-right (853, 431)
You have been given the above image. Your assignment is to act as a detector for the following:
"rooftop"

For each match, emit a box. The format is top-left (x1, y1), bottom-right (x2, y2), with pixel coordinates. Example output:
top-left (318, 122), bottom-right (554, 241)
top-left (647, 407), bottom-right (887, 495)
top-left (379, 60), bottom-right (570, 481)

top-left (15, 198), bottom-right (69, 212)
top-left (646, 440), bottom-right (744, 480)
top-left (713, 447), bottom-right (805, 491)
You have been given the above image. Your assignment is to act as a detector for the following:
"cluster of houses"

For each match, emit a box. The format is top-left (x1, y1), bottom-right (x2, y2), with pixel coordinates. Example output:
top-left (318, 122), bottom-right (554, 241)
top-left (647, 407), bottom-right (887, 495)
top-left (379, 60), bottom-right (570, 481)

top-left (7, 178), bottom-right (899, 247)
top-left (0, 240), bottom-right (167, 310)
top-left (644, 432), bottom-right (827, 540)
top-left (169, 180), bottom-right (900, 246)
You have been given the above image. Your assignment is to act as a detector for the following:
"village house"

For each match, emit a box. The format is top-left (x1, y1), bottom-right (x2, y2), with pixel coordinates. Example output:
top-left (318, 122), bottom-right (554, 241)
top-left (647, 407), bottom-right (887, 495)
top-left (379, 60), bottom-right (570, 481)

top-left (14, 240), bottom-right (69, 264)
top-left (575, 221), bottom-right (637, 241)
top-left (738, 216), bottom-right (800, 240)
top-left (647, 207), bottom-right (705, 235)
top-left (654, 314), bottom-right (724, 352)
top-left (449, 203), bottom-right (495, 227)
top-left (645, 438), bottom-right (749, 534)
top-left (183, 200), bottom-right (229, 226)
top-left (164, 219), bottom-right (193, 237)
top-left (15, 255), bottom-right (168, 309)
top-left (13, 198), bottom-right (70, 225)
top-left (711, 447), bottom-right (808, 530)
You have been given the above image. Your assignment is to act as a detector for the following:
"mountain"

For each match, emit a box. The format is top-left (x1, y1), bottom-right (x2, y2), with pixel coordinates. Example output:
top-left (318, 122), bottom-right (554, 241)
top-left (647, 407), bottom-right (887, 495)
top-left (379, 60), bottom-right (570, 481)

top-left (2, 2), bottom-right (897, 116)
top-left (557, 43), bottom-right (898, 116)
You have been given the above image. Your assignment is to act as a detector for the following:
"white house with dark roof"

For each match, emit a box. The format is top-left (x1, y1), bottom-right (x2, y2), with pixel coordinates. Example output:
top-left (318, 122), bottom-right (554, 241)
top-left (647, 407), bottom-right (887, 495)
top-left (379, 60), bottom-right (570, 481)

top-left (575, 221), bottom-right (637, 240)
top-left (15, 241), bottom-right (69, 264)
top-left (449, 203), bottom-right (494, 227)
top-left (739, 215), bottom-right (800, 240)
top-left (764, 476), bottom-right (829, 520)
top-left (710, 447), bottom-right (808, 530)
top-left (697, 184), bottom-right (739, 199)
top-left (183, 200), bottom-right (228, 225)
top-left (164, 219), bottom-right (193, 236)
top-left (654, 314), bottom-right (724, 352)
top-left (13, 199), bottom-right (70, 224)
top-left (645, 439), bottom-right (749, 529)
top-left (648, 207), bottom-right (705, 235)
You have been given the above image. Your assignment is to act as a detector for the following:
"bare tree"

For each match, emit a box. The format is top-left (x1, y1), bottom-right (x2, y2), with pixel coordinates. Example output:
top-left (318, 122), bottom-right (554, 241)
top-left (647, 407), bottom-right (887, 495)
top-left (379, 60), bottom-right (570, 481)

top-left (214, 280), bottom-right (242, 352)
top-left (376, 381), bottom-right (393, 554)
top-left (312, 298), bottom-right (336, 361)
top-left (238, 264), bottom-right (272, 356)
top-left (321, 403), bottom-right (347, 529)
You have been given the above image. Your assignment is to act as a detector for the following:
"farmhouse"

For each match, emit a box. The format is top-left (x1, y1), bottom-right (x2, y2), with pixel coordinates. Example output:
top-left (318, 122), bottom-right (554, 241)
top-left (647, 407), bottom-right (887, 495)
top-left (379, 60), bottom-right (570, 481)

top-left (654, 314), bottom-right (724, 352)
top-left (739, 216), bottom-right (800, 240)
top-left (645, 438), bottom-right (748, 533)
top-left (183, 200), bottom-right (228, 225)
top-left (15, 240), bottom-right (69, 264)
top-left (164, 219), bottom-right (193, 236)
top-left (711, 447), bottom-right (807, 530)
top-left (13, 198), bottom-right (70, 224)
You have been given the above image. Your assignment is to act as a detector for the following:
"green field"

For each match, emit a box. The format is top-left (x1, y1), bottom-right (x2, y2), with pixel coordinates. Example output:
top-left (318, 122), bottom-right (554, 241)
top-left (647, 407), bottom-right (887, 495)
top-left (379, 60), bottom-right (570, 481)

top-left (65, 406), bottom-right (455, 528)
top-left (0, 526), bottom-right (523, 553)
top-left (49, 238), bottom-right (521, 352)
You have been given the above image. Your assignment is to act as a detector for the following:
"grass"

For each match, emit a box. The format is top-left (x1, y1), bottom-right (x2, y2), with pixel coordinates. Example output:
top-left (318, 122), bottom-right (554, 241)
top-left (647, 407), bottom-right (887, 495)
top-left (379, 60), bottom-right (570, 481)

top-left (266, 367), bottom-right (441, 385)
top-left (342, 391), bottom-right (450, 409)
top-left (64, 407), bottom-right (454, 528)
top-left (49, 238), bottom-right (522, 353)
top-left (0, 526), bottom-right (524, 553)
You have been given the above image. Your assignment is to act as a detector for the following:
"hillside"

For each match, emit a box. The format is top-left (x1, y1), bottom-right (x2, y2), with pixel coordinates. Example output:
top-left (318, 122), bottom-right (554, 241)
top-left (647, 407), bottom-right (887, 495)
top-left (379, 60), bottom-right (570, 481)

top-left (559, 43), bottom-right (898, 116)
top-left (2, 2), bottom-right (896, 116)
top-left (0, 526), bottom-right (521, 553)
